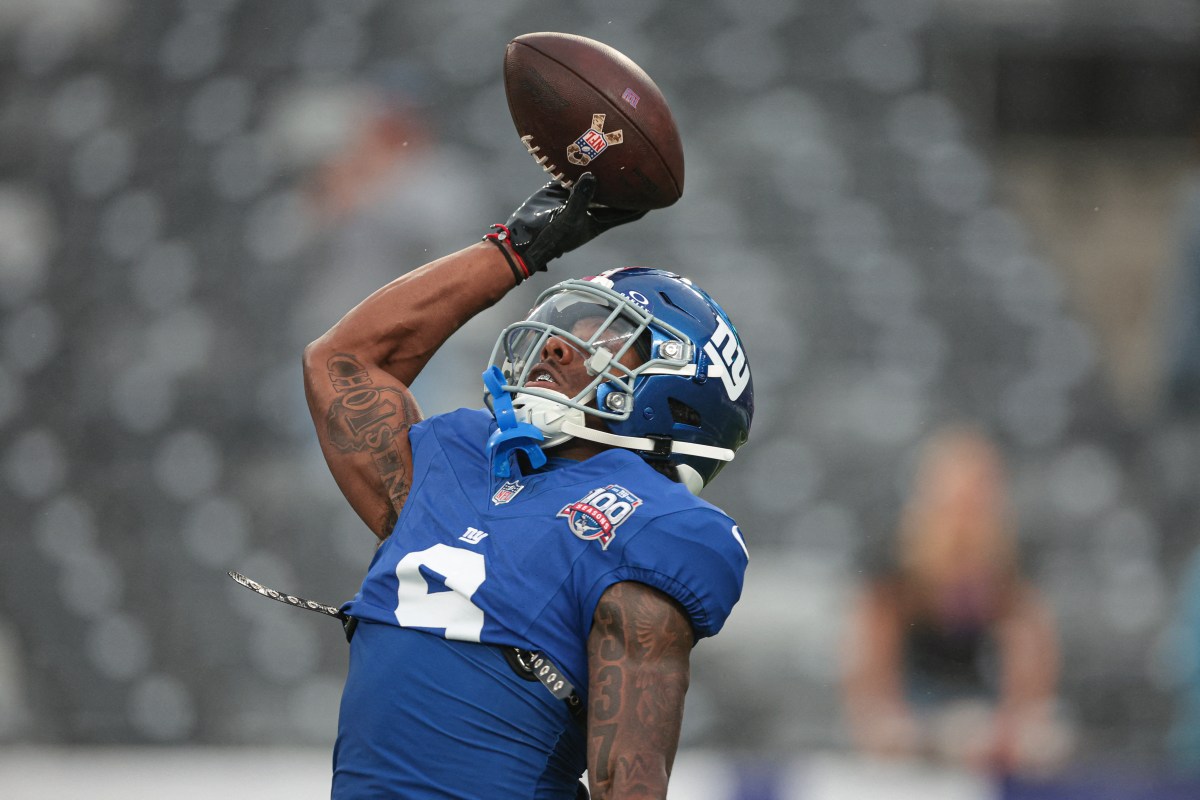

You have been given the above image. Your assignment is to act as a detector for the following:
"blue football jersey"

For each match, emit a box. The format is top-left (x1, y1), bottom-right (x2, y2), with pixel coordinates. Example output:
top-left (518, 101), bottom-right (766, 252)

top-left (334, 407), bottom-right (748, 798)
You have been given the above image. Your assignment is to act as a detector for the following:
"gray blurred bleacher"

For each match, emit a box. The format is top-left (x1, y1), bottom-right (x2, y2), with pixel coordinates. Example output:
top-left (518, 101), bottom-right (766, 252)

top-left (1, 0), bottom-right (1199, 774)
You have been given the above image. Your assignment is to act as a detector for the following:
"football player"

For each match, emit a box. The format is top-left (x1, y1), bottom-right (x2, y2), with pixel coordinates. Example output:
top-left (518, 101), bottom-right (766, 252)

top-left (303, 173), bottom-right (754, 799)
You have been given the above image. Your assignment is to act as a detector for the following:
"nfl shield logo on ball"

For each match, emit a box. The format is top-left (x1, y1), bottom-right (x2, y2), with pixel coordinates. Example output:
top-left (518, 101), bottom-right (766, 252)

top-left (558, 484), bottom-right (642, 549)
top-left (576, 129), bottom-right (608, 160)
top-left (567, 113), bottom-right (624, 166)
top-left (492, 480), bottom-right (525, 505)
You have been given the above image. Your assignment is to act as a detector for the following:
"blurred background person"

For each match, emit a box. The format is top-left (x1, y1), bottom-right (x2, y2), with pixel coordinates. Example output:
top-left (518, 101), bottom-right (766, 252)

top-left (841, 425), bottom-right (1073, 776)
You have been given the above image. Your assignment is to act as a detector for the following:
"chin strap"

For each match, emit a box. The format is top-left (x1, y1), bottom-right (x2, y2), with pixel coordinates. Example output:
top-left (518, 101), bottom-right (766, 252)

top-left (483, 367), bottom-right (547, 477)
top-left (559, 421), bottom-right (729, 496)
top-left (507, 393), bottom-right (734, 465)
top-left (489, 376), bottom-right (736, 494)
top-left (558, 420), bottom-right (736, 463)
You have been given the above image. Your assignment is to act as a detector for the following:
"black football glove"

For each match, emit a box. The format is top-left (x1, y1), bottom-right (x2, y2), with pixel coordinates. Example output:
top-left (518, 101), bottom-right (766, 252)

top-left (484, 173), bottom-right (647, 282)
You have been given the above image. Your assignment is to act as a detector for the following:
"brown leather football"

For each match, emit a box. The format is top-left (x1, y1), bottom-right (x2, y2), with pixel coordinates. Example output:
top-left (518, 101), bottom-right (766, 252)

top-left (503, 32), bottom-right (684, 211)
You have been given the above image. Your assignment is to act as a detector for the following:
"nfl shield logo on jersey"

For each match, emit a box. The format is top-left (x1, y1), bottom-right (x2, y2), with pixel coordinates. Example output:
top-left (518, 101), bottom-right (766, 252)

top-left (558, 484), bottom-right (642, 549)
top-left (492, 480), bottom-right (525, 505)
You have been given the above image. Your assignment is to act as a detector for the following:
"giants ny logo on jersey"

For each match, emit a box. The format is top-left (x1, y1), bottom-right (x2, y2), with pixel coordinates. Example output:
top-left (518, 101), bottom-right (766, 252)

top-left (558, 484), bottom-right (642, 549)
top-left (459, 527), bottom-right (489, 545)
top-left (703, 317), bottom-right (750, 401)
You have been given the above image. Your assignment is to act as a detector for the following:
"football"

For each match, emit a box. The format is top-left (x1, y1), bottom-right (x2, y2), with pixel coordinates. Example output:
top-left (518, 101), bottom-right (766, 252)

top-left (503, 32), bottom-right (685, 211)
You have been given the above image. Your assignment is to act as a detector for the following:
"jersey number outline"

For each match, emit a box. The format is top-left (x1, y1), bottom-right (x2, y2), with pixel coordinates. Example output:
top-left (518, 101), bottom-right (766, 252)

top-left (394, 544), bottom-right (486, 642)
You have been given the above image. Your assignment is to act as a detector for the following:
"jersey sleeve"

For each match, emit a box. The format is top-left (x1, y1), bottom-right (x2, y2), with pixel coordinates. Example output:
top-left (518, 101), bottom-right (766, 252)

top-left (583, 507), bottom-right (749, 641)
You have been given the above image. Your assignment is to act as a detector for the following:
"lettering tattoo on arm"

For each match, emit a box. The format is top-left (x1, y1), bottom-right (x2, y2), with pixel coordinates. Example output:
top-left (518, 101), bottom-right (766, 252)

top-left (323, 353), bottom-right (419, 534)
top-left (588, 582), bottom-right (693, 799)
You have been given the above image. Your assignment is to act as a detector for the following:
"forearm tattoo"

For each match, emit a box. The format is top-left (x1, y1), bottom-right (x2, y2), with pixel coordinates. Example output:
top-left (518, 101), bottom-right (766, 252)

top-left (589, 583), bottom-right (691, 798)
top-left (323, 353), bottom-right (417, 532)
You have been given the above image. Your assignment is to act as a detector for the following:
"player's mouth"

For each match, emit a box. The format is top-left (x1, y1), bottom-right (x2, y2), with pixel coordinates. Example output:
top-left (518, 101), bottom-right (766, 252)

top-left (524, 367), bottom-right (559, 388)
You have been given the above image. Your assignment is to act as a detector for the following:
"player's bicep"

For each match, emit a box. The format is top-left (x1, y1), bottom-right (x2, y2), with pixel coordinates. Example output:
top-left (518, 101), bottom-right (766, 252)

top-left (302, 348), bottom-right (422, 540)
top-left (586, 581), bottom-right (692, 799)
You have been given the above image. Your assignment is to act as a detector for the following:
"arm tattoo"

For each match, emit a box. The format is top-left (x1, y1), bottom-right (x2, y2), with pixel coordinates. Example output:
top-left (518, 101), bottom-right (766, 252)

top-left (323, 353), bottom-right (418, 526)
top-left (588, 582), bottom-right (692, 798)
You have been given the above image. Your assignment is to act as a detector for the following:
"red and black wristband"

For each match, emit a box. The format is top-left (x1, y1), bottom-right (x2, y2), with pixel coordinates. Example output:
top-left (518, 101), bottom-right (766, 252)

top-left (483, 224), bottom-right (531, 284)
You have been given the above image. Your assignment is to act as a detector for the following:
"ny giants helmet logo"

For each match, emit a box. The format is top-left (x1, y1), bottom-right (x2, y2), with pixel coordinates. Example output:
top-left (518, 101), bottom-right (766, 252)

top-left (558, 484), bottom-right (642, 549)
top-left (703, 317), bottom-right (751, 401)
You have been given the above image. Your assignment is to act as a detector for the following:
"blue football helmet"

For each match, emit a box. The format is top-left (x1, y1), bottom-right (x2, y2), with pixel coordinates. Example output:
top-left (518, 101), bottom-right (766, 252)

top-left (486, 267), bottom-right (754, 493)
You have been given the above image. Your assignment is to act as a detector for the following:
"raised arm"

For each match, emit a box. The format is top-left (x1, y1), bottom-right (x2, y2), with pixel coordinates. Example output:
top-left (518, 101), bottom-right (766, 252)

top-left (302, 173), bottom-right (646, 540)
top-left (587, 581), bottom-right (693, 800)
top-left (302, 243), bottom-right (516, 539)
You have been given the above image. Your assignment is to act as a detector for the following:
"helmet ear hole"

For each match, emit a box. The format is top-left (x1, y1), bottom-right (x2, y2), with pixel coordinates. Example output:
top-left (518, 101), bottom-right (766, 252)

top-left (668, 397), bottom-right (702, 427)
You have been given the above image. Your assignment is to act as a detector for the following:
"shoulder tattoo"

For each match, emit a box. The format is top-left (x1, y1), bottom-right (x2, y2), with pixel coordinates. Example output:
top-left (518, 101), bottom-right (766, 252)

top-left (323, 353), bottom-right (419, 522)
